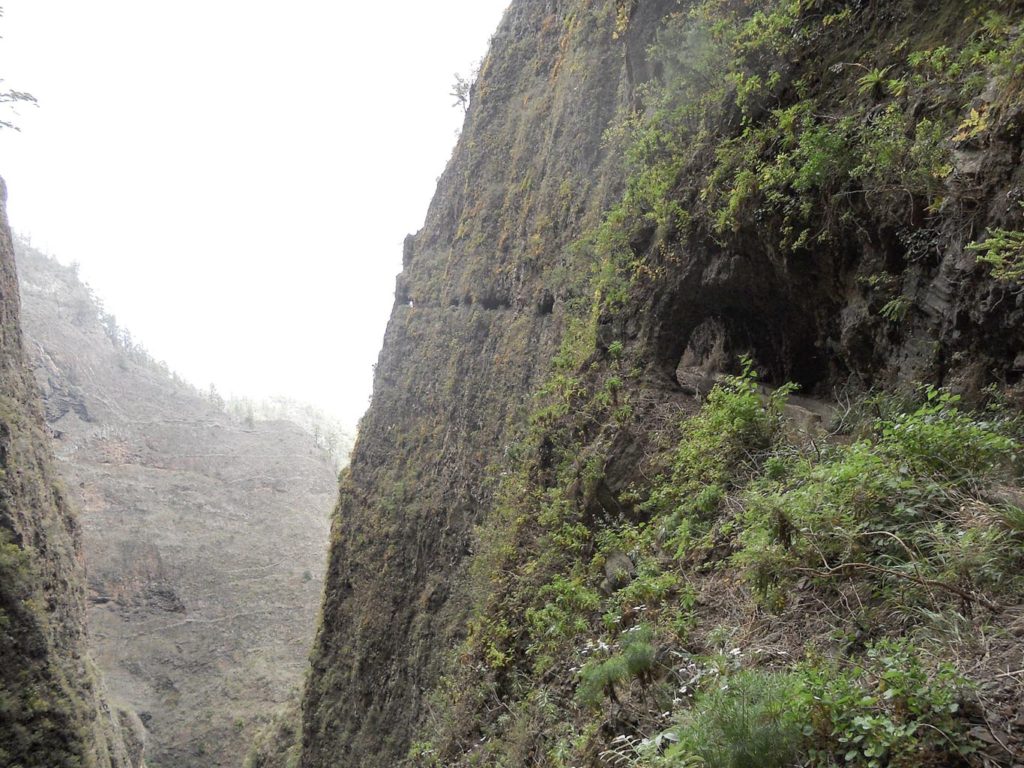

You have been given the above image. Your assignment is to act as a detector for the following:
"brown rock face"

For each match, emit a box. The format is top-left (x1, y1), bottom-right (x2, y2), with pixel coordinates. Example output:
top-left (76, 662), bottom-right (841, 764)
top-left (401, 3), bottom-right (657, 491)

top-left (302, 1), bottom-right (1024, 766)
top-left (15, 239), bottom-right (340, 768)
top-left (300, 2), bottom-right (676, 765)
top-left (0, 177), bottom-right (143, 767)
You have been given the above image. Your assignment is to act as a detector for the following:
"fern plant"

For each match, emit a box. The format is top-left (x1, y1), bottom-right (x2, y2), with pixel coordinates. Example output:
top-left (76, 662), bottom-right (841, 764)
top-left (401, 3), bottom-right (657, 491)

top-left (968, 226), bottom-right (1024, 284)
top-left (857, 65), bottom-right (892, 97)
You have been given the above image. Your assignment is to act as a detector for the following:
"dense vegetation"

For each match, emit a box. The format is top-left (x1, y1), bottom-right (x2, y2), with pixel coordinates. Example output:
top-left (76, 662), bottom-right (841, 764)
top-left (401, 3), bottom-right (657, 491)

top-left (418, 366), bottom-right (1022, 766)
top-left (400, 1), bottom-right (1024, 766)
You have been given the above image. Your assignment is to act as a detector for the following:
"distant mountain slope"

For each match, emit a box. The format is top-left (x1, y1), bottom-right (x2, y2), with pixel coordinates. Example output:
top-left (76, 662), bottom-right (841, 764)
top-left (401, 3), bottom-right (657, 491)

top-left (0, 178), bottom-right (143, 768)
top-left (15, 238), bottom-right (339, 768)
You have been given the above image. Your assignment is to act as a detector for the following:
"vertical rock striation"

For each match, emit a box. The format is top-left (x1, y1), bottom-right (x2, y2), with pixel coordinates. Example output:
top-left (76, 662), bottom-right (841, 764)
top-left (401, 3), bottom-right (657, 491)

top-left (302, 1), bottom-right (1024, 765)
top-left (0, 176), bottom-right (144, 767)
top-left (300, 2), bottom-right (674, 765)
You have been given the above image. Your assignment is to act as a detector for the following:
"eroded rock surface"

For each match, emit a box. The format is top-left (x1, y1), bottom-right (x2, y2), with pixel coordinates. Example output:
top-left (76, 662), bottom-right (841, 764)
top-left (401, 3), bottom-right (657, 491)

top-left (1, 177), bottom-right (143, 768)
top-left (16, 240), bottom-right (339, 768)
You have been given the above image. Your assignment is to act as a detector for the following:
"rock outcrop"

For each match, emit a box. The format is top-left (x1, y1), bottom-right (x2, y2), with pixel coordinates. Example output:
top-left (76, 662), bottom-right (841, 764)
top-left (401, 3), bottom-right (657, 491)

top-left (15, 240), bottom-right (340, 767)
top-left (299, 1), bottom-right (1024, 766)
top-left (0, 177), bottom-right (144, 768)
top-left (301, 3), bottom-right (676, 765)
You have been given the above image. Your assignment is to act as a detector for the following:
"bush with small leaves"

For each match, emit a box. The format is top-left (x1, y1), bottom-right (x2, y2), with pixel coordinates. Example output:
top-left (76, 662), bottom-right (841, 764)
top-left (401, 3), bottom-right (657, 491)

top-left (799, 639), bottom-right (976, 768)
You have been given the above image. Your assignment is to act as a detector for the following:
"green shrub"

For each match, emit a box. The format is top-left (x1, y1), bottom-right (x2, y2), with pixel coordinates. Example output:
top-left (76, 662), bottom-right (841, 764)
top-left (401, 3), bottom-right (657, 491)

top-left (735, 442), bottom-right (903, 600)
top-left (968, 227), bottom-right (1024, 283)
top-left (735, 387), bottom-right (1022, 607)
top-left (879, 296), bottom-right (910, 323)
top-left (577, 655), bottom-right (628, 709)
top-left (643, 362), bottom-right (791, 524)
top-left (800, 639), bottom-right (976, 768)
top-left (621, 625), bottom-right (656, 679)
top-left (526, 576), bottom-right (601, 660)
top-left (654, 641), bottom-right (974, 768)
top-left (879, 388), bottom-right (1018, 483)
top-left (576, 625), bottom-right (657, 709)
top-left (662, 669), bottom-right (807, 768)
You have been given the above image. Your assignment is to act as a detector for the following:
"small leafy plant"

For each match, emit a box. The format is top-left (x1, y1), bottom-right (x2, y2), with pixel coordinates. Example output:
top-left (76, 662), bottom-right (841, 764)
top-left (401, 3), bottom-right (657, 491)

top-left (800, 639), bottom-right (976, 768)
top-left (968, 226), bottom-right (1024, 284)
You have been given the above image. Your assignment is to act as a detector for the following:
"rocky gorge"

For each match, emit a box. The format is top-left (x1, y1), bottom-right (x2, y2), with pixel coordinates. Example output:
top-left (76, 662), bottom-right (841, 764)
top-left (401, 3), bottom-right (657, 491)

top-left (3, 1), bottom-right (1024, 767)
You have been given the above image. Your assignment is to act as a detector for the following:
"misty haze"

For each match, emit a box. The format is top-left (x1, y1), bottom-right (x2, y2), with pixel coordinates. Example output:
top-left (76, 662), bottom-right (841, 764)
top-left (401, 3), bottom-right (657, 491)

top-left (2, 2), bottom-right (1024, 768)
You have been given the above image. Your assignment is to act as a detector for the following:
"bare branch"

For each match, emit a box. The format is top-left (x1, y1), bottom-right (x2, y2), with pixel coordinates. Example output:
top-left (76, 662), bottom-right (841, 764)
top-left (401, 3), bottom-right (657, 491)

top-left (793, 562), bottom-right (1002, 612)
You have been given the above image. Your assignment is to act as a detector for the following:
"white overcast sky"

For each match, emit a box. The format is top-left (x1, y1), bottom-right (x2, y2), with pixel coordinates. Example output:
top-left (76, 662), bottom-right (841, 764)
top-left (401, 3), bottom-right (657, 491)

top-left (0, 1), bottom-right (508, 429)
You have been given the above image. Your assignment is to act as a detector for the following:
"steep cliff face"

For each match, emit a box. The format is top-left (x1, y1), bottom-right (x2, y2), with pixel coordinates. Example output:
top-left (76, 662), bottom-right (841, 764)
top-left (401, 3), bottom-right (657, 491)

top-left (301, 3), bottom-right (675, 765)
top-left (304, 1), bottom-right (1024, 767)
top-left (0, 178), bottom-right (144, 768)
top-left (15, 241), bottom-right (339, 768)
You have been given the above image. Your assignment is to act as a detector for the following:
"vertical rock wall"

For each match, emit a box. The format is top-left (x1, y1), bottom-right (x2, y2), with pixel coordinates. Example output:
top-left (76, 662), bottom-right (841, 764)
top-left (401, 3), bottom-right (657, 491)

top-left (302, 1), bottom-right (1024, 765)
top-left (0, 176), bottom-right (143, 767)
top-left (299, 2), bottom-right (673, 765)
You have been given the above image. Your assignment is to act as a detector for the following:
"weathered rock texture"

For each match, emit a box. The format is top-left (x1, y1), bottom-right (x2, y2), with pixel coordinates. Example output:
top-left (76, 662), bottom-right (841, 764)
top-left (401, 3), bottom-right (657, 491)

top-left (301, 1), bottom-right (1024, 766)
top-left (301, 3), bottom-right (676, 765)
top-left (15, 241), bottom-right (339, 768)
top-left (0, 178), bottom-right (144, 768)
